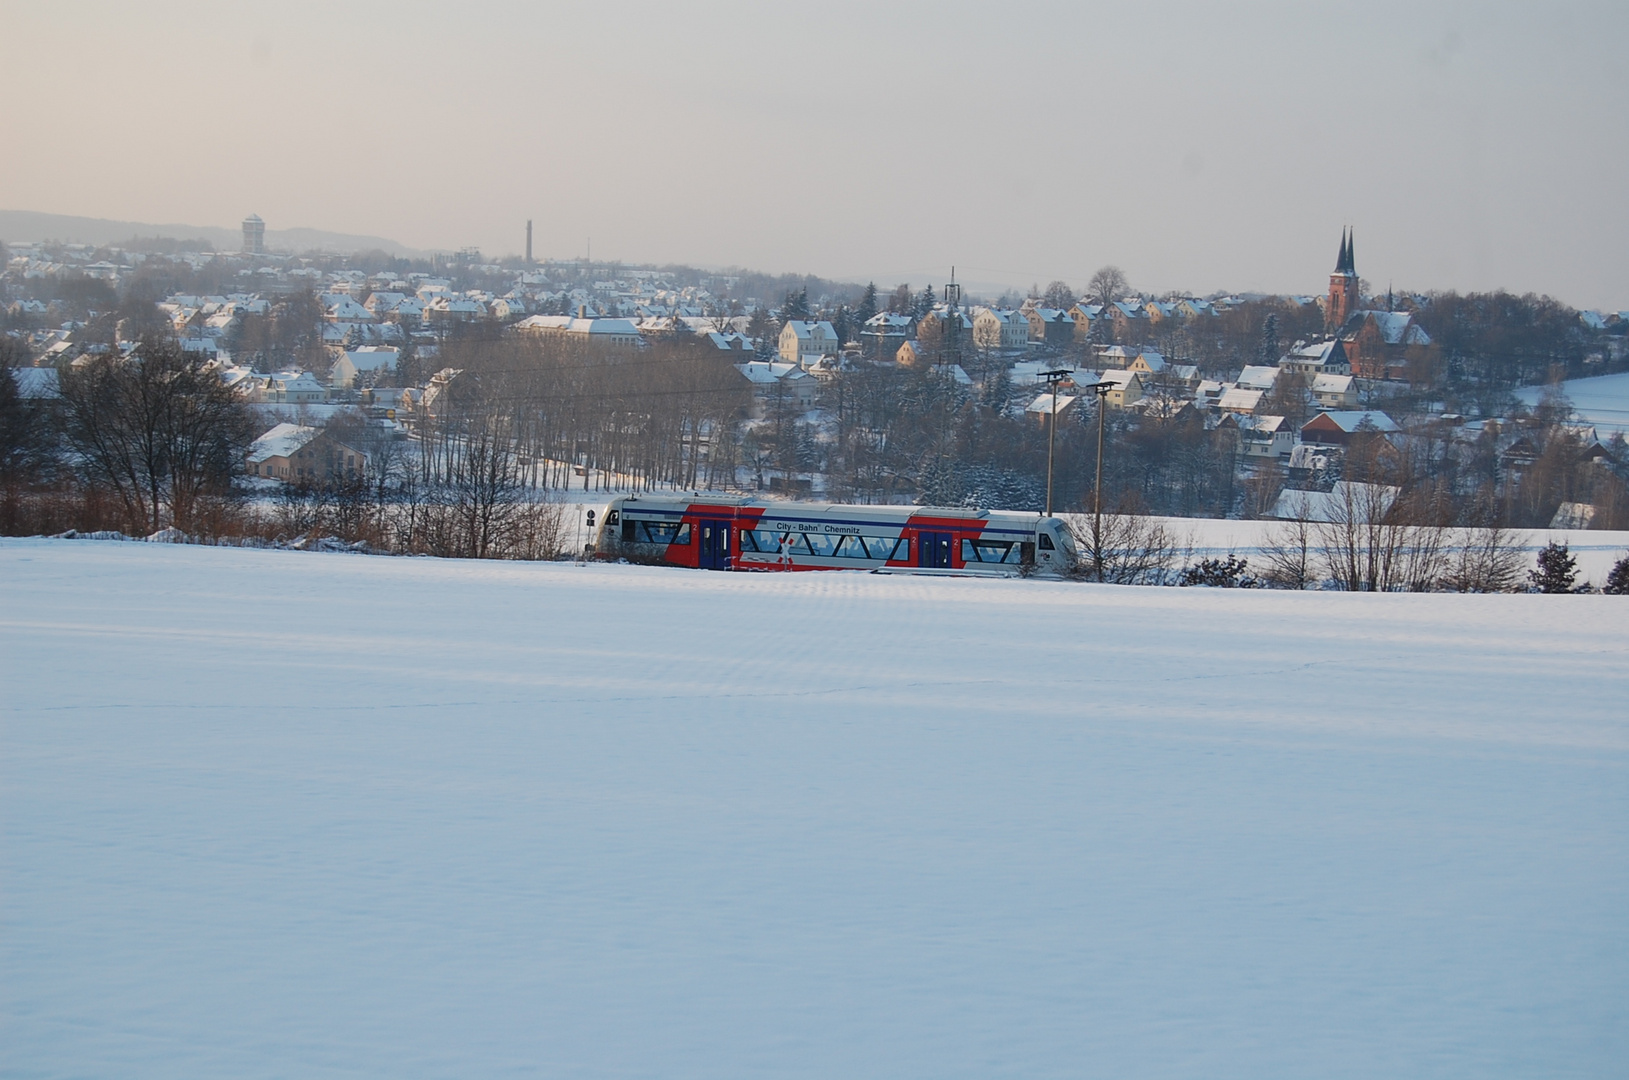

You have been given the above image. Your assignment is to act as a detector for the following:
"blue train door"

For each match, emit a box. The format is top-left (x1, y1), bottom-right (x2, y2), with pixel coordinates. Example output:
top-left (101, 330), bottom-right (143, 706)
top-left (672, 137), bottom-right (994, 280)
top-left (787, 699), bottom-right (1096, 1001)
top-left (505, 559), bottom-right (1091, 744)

top-left (698, 519), bottom-right (731, 570)
top-left (918, 531), bottom-right (952, 569)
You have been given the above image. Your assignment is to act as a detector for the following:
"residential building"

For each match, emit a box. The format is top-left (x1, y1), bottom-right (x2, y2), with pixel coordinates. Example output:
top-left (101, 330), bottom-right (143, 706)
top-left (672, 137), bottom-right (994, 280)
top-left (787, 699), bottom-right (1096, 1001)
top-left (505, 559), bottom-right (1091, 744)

top-left (778, 320), bottom-right (840, 364)
top-left (246, 423), bottom-right (367, 481)
top-left (1310, 373), bottom-right (1358, 409)
top-left (1299, 409), bottom-right (1401, 447)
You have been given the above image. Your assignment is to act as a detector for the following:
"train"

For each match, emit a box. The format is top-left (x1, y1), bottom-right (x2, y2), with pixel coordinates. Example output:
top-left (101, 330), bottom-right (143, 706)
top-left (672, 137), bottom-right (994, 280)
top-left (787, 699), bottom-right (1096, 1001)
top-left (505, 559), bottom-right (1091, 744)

top-left (590, 493), bottom-right (1079, 575)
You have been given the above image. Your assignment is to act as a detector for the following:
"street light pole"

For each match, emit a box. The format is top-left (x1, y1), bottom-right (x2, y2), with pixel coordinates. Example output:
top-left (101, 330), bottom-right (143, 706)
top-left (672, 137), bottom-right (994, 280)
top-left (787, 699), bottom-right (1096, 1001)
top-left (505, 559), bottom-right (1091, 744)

top-left (1041, 368), bottom-right (1072, 516)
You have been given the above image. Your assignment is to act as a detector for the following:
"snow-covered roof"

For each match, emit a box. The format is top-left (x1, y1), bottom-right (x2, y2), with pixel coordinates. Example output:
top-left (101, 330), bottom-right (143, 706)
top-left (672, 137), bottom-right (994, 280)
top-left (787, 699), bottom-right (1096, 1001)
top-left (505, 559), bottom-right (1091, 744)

top-left (9, 367), bottom-right (60, 399)
top-left (1283, 339), bottom-right (1342, 366)
top-left (1311, 373), bottom-right (1354, 393)
top-left (1217, 387), bottom-right (1264, 412)
top-left (248, 423), bottom-right (320, 463)
top-left (783, 320), bottom-right (837, 340)
top-left (1235, 365), bottom-right (1279, 391)
top-left (344, 346), bottom-right (400, 371)
top-left (1307, 409), bottom-right (1400, 433)
top-left (1026, 393), bottom-right (1077, 415)
top-left (1270, 481), bottom-right (1400, 523)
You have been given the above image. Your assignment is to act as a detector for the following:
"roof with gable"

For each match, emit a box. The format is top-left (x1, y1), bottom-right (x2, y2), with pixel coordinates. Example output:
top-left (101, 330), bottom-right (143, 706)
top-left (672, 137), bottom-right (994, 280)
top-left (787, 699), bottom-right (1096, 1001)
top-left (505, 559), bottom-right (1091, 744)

top-left (248, 423), bottom-right (320, 464)
top-left (1304, 409), bottom-right (1400, 434)
top-left (1235, 365), bottom-right (1280, 391)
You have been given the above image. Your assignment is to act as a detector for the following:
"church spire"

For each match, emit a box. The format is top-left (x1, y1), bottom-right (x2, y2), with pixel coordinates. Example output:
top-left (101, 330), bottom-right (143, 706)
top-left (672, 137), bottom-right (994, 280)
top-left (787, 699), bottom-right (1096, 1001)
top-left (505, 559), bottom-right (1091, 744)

top-left (1345, 228), bottom-right (1356, 275)
top-left (1334, 228), bottom-right (1357, 275)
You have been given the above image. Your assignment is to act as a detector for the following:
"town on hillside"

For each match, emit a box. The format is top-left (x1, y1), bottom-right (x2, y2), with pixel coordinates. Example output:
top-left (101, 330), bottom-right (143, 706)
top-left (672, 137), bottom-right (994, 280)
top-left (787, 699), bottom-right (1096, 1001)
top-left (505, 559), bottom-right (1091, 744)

top-left (4, 218), bottom-right (1628, 555)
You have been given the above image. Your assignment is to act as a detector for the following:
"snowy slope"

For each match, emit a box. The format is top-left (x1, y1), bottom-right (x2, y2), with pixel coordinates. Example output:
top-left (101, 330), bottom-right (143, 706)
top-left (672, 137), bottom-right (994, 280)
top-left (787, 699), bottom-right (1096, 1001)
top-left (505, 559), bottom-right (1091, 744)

top-left (3, 540), bottom-right (1627, 1079)
top-left (1514, 370), bottom-right (1629, 435)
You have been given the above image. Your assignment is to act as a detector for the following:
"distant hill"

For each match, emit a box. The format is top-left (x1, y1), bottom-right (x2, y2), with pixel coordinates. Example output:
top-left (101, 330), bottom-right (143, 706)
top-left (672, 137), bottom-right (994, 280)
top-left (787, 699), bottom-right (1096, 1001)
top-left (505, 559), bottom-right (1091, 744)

top-left (0, 210), bottom-right (427, 257)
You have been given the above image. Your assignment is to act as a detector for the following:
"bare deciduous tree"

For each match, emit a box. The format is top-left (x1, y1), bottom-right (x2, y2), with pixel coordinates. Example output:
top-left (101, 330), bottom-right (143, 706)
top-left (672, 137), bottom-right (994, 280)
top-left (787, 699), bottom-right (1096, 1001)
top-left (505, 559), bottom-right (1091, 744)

top-left (1086, 266), bottom-right (1130, 308)
top-left (57, 336), bottom-right (252, 533)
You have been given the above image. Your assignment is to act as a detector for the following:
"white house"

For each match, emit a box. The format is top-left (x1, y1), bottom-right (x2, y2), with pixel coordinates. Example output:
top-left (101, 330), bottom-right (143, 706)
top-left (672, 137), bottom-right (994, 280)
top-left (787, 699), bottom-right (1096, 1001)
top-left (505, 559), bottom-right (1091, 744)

top-left (778, 320), bottom-right (839, 365)
top-left (972, 308), bottom-right (1031, 353)
top-left (330, 346), bottom-right (401, 389)
top-left (1310, 373), bottom-right (1358, 409)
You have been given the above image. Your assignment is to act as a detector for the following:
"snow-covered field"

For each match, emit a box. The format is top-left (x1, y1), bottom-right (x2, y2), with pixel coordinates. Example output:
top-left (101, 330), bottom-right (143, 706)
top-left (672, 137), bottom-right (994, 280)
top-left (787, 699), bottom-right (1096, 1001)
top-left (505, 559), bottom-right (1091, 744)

top-left (1515, 369), bottom-right (1629, 435)
top-left (3, 540), bottom-right (1627, 1078)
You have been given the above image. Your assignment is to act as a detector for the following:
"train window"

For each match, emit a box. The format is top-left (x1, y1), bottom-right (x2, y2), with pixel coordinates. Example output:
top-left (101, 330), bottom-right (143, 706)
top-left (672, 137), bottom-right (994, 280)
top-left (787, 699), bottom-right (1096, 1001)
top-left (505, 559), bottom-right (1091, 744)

top-left (632, 520), bottom-right (691, 545)
top-left (621, 518), bottom-right (635, 543)
top-left (1038, 532), bottom-right (1056, 551)
top-left (832, 535), bottom-right (867, 558)
top-left (606, 510), bottom-right (619, 525)
top-left (961, 538), bottom-right (1022, 564)
top-left (746, 529), bottom-right (784, 553)
top-left (804, 533), bottom-right (843, 557)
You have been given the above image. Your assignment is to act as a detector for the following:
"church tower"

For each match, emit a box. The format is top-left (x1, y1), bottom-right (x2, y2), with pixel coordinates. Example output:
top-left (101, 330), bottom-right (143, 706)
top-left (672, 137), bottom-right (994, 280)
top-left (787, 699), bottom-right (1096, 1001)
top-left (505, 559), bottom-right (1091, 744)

top-left (1326, 228), bottom-right (1359, 331)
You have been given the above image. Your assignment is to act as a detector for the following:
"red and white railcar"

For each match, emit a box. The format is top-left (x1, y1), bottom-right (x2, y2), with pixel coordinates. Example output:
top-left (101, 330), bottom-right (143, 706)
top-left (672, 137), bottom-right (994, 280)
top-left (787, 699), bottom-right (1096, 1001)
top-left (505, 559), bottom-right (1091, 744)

top-left (591, 494), bottom-right (1078, 575)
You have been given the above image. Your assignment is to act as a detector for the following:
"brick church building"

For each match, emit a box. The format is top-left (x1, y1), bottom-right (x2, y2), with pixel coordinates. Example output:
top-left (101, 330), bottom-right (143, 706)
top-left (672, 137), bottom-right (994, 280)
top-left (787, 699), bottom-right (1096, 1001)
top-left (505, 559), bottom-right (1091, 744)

top-left (1323, 229), bottom-right (1437, 381)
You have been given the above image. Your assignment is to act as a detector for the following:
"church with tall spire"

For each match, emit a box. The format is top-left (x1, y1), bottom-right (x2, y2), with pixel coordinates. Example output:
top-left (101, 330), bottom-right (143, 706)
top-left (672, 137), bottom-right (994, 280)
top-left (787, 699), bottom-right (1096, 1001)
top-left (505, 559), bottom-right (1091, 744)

top-left (1321, 227), bottom-right (1437, 380)
top-left (1326, 227), bottom-right (1359, 331)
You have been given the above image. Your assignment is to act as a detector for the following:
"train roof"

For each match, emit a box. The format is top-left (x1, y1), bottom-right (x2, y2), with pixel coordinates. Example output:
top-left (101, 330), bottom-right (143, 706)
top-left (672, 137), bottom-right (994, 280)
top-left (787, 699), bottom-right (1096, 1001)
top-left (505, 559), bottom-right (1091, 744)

top-left (613, 493), bottom-right (1053, 521)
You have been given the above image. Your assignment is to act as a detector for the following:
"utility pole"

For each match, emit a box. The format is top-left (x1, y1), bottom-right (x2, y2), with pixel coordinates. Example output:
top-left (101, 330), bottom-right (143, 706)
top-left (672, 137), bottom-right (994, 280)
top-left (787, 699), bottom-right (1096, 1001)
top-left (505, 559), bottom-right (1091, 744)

top-left (1041, 368), bottom-right (1072, 516)
top-left (1091, 381), bottom-right (1113, 546)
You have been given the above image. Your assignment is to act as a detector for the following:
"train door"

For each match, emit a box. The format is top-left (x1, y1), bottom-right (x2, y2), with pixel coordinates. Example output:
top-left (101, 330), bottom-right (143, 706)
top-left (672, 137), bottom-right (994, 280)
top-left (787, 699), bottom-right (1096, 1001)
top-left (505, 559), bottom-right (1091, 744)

top-left (918, 530), bottom-right (952, 569)
top-left (698, 518), bottom-right (731, 570)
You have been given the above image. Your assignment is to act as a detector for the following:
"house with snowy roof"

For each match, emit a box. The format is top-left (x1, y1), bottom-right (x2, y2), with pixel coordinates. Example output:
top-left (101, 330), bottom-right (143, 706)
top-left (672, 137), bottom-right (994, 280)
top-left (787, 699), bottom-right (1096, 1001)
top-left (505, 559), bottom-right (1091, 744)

top-left (1234, 365), bottom-right (1280, 392)
top-left (1025, 392), bottom-right (1077, 424)
top-left (1299, 409), bottom-right (1400, 447)
top-left (1023, 307), bottom-right (1074, 348)
top-left (1279, 338), bottom-right (1351, 376)
top-left (1269, 481), bottom-right (1400, 523)
top-left (1095, 369), bottom-right (1143, 409)
top-left (778, 320), bottom-right (840, 365)
top-left (246, 423), bottom-right (367, 482)
top-left (259, 371), bottom-right (327, 404)
top-left (1216, 386), bottom-right (1265, 416)
top-left (1128, 350), bottom-right (1168, 378)
top-left (1310, 373), bottom-right (1359, 409)
top-left (735, 360), bottom-right (816, 409)
top-left (513, 312), bottom-right (641, 350)
top-left (330, 346), bottom-right (400, 389)
top-left (1217, 413), bottom-right (1294, 460)
top-left (971, 308), bottom-right (1031, 353)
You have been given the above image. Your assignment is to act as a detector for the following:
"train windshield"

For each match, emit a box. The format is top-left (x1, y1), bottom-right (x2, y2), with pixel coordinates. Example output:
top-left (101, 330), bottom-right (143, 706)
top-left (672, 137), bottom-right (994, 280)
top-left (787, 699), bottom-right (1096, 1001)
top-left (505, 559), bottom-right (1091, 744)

top-left (1048, 520), bottom-right (1077, 558)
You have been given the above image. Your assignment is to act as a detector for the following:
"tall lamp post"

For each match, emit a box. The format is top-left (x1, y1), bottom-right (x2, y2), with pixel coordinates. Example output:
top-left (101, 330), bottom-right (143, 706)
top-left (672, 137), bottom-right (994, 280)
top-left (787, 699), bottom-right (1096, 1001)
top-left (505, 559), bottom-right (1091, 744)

top-left (1041, 368), bottom-right (1073, 516)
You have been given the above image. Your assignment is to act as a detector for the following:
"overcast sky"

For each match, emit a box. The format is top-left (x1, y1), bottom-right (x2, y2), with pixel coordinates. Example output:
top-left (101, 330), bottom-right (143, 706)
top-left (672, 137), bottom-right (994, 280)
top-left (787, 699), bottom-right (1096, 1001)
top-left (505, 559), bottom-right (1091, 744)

top-left (3, 0), bottom-right (1625, 307)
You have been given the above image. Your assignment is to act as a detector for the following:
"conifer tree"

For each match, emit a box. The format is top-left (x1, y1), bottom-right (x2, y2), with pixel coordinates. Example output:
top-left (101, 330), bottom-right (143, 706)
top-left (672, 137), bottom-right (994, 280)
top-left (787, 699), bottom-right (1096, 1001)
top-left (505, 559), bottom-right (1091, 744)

top-left (857, 282), bottom-right (878, 326)
top-left (916, 284), bottom-right (936, 318)
top-left (1258, 312), bottom-right (1280, 364)
top-left (1529, 541), bottom-right (1580, 593)
top-left (1604, 554), bottom-right (1629, 595)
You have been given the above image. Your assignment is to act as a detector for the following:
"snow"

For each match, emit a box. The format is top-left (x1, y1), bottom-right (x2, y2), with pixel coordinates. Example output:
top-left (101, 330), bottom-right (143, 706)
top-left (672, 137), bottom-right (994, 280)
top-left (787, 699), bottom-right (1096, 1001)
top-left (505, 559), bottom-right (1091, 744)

top-left (1514, 370), bottom-right (1629, 436)
top-left (246, 421), bottom-right (318, 462)
top-left (3, 538), bottom-right (1628, 1078)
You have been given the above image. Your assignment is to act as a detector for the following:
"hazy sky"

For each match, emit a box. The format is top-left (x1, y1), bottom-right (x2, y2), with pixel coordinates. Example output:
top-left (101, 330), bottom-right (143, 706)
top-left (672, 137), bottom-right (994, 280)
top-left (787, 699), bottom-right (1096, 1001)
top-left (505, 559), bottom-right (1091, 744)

top-left (4, 0), bottom-right (1625, 307)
